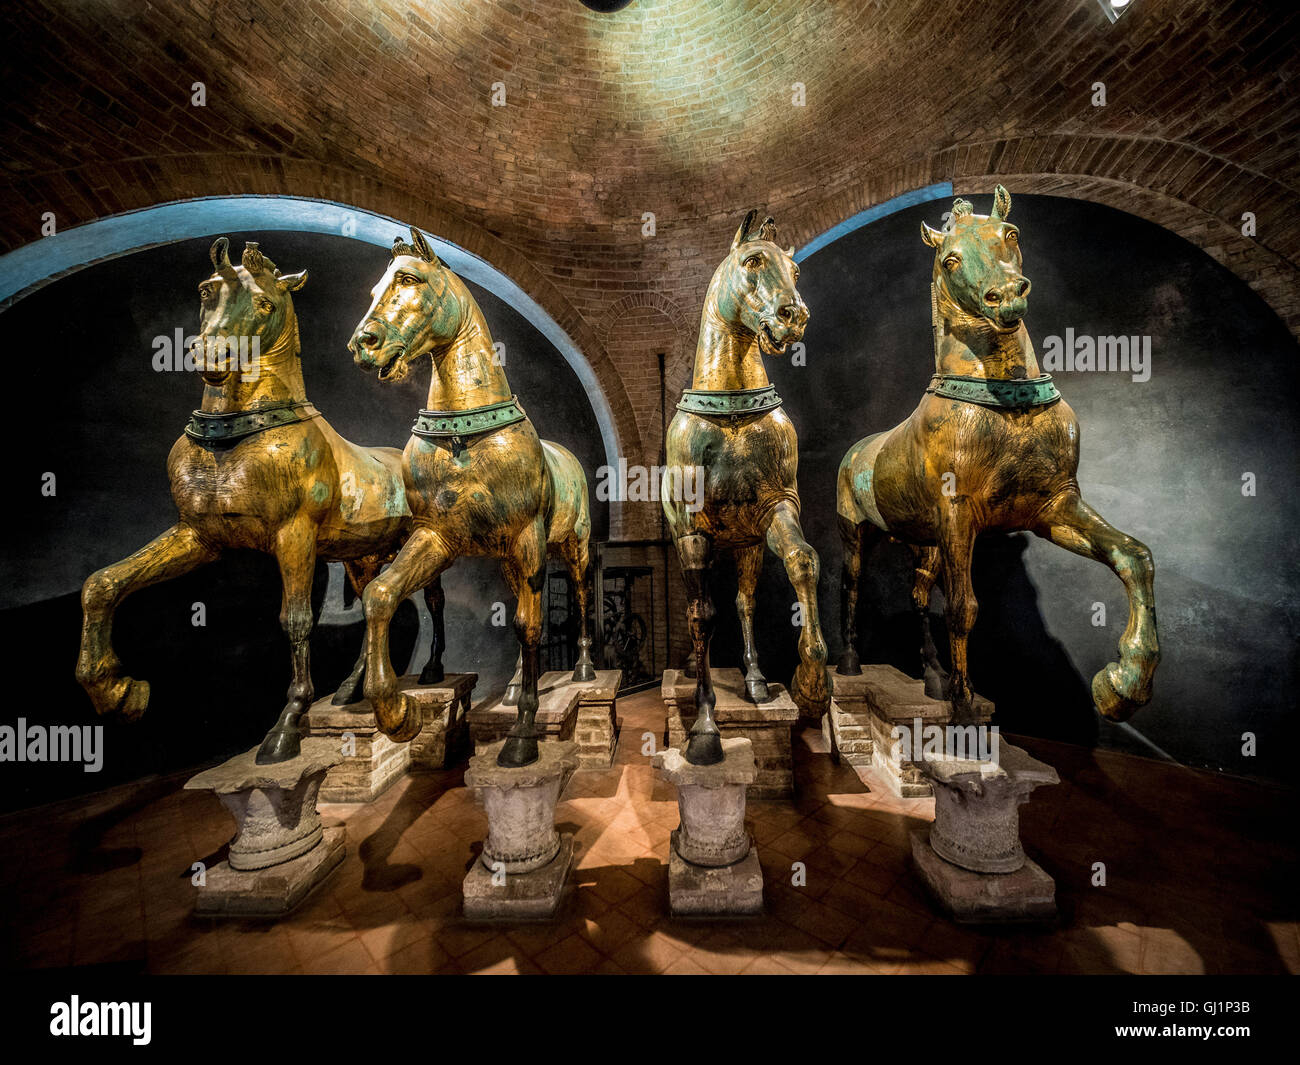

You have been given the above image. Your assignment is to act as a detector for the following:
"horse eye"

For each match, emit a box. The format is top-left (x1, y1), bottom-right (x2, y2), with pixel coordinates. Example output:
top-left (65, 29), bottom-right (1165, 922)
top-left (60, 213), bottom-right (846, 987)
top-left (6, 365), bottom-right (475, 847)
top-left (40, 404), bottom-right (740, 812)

top-left (943, 255), bottom-right (961, 270)
top-left (1006, 230), bottom-right (1019, 243)
top-left (744, 255), bottom-right (762, 270)
top-left (256, 298), bottom-right (274, 313)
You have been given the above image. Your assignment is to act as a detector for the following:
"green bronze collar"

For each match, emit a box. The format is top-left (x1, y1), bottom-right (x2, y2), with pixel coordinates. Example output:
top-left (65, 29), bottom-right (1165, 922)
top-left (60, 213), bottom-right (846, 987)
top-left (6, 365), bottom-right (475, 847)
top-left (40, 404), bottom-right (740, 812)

top-left (185, 401), bottom-right (320, 445)
top-left (677, 384), bottom-right (782, 419)
top-left (411, 396), bottom-right (527, 439)
top-left (926, 373), bottom-right (1061, 410)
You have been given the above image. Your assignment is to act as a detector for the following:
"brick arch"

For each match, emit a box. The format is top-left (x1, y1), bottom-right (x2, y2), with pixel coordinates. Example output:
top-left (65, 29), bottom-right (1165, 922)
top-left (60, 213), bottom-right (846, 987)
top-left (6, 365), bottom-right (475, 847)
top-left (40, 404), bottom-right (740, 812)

top-left (0, 153), bottom-right (642, 466)
top-left (780, 137), bottom-right (1300, 340)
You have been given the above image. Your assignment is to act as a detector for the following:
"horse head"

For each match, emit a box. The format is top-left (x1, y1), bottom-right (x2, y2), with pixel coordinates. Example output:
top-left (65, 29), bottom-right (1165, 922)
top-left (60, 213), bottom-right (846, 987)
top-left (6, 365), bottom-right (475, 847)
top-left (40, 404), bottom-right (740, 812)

top-left (198, 238), bottom-right (307, 384)
top-left (922, 185), bottom-right (1030, 333)
top-left (349, 227), bottom-right (464, 383)
top-left (709, 210), bottom-right (808, 358)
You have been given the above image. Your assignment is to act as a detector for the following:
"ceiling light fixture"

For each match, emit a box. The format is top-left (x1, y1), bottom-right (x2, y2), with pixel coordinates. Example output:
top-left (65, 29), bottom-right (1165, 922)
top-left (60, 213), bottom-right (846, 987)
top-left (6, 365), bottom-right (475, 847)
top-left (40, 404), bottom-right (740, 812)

top-left (1097, 0), bottom-right (1135, 23)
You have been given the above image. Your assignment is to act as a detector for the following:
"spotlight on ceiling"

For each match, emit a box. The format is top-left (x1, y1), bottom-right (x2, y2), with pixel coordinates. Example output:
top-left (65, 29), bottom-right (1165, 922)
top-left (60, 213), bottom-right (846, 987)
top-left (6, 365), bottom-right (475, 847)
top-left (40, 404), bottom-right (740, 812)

top-left (580, 0), bottom-right (635, 11)
top-left (1096, 0), bottom-right (1134, 22)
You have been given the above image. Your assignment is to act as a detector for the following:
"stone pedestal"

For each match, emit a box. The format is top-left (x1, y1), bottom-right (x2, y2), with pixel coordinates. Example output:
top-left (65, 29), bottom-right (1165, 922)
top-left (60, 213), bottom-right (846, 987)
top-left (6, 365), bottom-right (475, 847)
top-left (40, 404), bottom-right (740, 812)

top-left (834, 665), bottom-right (993, 797)
top-left (406, 673), bottom-right (477, 770)
top-left (461, 740), bottom-right (579, 920)
top-left (910, 742), bottom-right (1059, 924)
top-left (467, 670), bottom-right (620, 769)
top-left (653, 738), bottom-right (764, 916)
top-left (661, 668), bottom-right (798, 799)
top-left (184, 738), bottom-right (345, 916)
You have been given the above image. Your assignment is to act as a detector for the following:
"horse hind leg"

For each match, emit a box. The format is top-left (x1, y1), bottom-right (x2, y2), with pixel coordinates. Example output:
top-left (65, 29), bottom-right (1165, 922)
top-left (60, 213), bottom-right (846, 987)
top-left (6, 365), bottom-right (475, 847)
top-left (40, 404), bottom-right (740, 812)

top-left (258, 516), bottom-right (319, 764)
top-left (936, 502), bottom-right (979, 726)
top-left (498, 520), bottom-right (547, 768)
top-left (562, 537), bottom-right (596, 683)
top-left (418, 574), bottom-right (447, 685)
top-left (836, 516), bottom-right (867, 675)
top-left (767, 502), bottom-right (830, 716)
top-left (910, 545), bottom-right (948, 699)
top-left (676, 532), bottom-right (722, 765)
top-left (1034, 492), bottom-right (1159, 721)
top-left (735, 542), bottom-right (770, 702)
top-left (77, 523), bottom-right (218, 720)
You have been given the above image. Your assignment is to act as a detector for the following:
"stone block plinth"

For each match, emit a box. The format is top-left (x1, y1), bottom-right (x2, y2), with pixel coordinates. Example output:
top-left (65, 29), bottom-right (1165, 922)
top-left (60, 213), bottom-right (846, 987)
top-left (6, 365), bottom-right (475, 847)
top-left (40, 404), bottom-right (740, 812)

top-left (661, 668), bottom-right (798, 799)
top-left (653, 738), bottom-right (764, 916)
top-left (910, 742), bottom-right (1059, 924)
top-left (838, 665), bottom-right (992, 797)
top-left (461, 740), bottom-right (579, 920)
top-left (303, 692), bottom-right (408, 804)
top-left (406, 673), bottom-right (477, 770)
top-left (468, 671), bottom-right (619, 769)
top-left (184, 738), bottom-right (345, 917)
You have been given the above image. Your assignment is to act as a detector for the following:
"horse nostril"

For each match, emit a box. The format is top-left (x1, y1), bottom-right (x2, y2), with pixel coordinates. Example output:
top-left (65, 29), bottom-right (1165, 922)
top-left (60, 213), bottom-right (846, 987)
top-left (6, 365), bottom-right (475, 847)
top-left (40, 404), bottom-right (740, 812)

top-left (358, 330), bottom-right (380, 349)
top-left (1016, 278), bottom-right (1030, 297)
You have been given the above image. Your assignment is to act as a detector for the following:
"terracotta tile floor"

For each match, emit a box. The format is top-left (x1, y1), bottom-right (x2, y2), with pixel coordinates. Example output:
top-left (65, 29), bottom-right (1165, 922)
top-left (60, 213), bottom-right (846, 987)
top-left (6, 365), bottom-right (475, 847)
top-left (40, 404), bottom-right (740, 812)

top-left (1, 689), bottom-right (1295, 975)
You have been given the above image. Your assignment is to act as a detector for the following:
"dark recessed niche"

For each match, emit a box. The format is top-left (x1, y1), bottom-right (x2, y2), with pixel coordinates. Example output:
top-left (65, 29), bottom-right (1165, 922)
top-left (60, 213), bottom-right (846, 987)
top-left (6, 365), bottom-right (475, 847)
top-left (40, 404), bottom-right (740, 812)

top-left (580, 0), bottom-right (635, 12)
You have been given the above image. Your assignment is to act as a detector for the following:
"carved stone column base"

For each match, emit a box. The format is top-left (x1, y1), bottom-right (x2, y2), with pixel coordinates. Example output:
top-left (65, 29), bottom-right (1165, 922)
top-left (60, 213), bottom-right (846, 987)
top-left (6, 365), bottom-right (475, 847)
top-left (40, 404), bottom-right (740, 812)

top-left (910, 831), bottom-right (1056, 924)
top-left (184, 738), bottom-right (345, 917)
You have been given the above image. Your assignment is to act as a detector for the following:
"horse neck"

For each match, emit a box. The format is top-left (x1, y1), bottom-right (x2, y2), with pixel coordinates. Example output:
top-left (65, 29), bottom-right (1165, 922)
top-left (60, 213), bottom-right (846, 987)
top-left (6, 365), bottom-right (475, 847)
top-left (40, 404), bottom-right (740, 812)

top-left (932, 281), bottom-right (1040, 379)
top-left (691, 300), bottom-right (770, 390)
top-left (425, 278), bottom-right (513, 410)
top-left (199, 306), bottom-right (308, 413)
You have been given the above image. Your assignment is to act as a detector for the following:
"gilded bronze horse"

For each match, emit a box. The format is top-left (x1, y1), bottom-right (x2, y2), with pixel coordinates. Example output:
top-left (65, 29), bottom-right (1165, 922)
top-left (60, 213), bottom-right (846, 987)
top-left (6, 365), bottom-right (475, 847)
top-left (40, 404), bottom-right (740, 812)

top-left (349, 227), bottom-right (594, 769)
top-left (837, 186), bottom-right (1159, 724)
top-left (76, 238), bottom-right (444, 764)
top-left (664, 210), bottom-right (831, 766)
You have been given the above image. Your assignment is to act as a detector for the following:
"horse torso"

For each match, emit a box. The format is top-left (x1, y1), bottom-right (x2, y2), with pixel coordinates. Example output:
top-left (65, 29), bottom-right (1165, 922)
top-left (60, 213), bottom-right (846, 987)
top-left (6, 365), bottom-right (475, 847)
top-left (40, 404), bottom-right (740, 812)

top-left (664, 406), bottom-right (799, 548)
top-left (842, 393), bottom-right (1081, 542)
top-left (403, 419), bottom-right (550, 557)
top-left (168, 417), bottom-right (411, 558)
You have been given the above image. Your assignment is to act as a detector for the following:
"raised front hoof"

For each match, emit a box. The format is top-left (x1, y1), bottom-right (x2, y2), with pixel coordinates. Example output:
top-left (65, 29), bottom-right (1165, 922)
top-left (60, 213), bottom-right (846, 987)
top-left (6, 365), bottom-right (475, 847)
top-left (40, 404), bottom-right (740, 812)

top-left (255, 729), bottom-right (301, 765)
top-left (1092, 664), bottom-right (1147, 722)
top-left (501, 683), bottom-right (522, 707)
top-left (745, 677), bottom-right (771, 703)
top-left (418, 662), bottom-right (445, 686)
top-left (571, 660), bottom-right (597, 684)
top-left (374, 692), bottom-right (422, 742)
top-left (82, 674), bottom-right (151, 722)
top-left (497, 733), bottom-right (539, 768)
top-left (684, 731), bottom-right (724, 766)
top-left (836, 648), bottom-right (862, 676)
top-left (791, 663), bottom-right (831, 716)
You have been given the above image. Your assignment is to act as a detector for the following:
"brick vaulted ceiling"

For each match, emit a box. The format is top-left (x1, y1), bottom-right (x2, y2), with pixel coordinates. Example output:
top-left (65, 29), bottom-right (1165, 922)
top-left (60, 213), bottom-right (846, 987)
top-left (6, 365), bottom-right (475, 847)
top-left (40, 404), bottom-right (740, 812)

top-left (1, 0), bottom-right (1297, 509)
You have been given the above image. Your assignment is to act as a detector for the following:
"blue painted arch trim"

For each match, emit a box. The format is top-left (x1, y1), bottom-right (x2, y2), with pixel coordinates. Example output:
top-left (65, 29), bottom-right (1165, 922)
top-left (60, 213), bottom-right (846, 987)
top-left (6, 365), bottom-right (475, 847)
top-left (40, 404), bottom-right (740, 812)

top-left (794, 183), bottom-right (954, 262)
top-left (0, 195), bottom-right (622, 469)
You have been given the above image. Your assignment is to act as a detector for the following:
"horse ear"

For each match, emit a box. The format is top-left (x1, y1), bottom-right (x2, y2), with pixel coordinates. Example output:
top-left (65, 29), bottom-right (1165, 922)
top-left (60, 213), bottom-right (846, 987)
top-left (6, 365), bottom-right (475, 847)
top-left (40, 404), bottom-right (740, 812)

top-left (278, 270), bottom-right (308, 292)
top-left (409, 226), bottom-right (439, 266)
top-left (210, 237), bottom-right (232, 270)
top-left (731, 209), bottom-right (758, 249)
top-left (921, 221), bottom-right (944, 248)
top-left (991, 184), bottom-right (1011, 222)
top-left (758, 216), bottom-right (777, 242)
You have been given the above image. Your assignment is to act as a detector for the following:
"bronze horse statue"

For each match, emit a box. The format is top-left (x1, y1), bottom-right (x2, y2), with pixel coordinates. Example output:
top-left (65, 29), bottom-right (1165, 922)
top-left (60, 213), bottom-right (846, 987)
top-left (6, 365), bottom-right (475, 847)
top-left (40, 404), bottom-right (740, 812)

top-left (837, 186), bottom-right (1159, 724)
top-left (348, 227), bottom-right (594, 769)
top-left (663, 210), bottom-right (831, 766)
top-left (76, 238), bottom-right (444, 764)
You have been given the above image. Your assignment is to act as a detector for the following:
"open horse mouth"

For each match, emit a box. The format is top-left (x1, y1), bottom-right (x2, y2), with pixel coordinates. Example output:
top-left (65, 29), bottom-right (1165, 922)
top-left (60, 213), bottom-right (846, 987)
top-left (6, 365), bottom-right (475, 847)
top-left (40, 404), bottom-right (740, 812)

top-left (758, 321), bottom-right (791, 357)
top-left (376, 349), bottom-right (411, 383)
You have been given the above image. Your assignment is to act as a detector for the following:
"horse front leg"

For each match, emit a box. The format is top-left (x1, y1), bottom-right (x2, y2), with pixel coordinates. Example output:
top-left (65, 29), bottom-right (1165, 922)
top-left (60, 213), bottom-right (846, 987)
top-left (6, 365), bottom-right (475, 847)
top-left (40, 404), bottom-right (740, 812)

top-left (363, 527), bottom-right (451, 741)
top-left (767, 502), bottom-right (830, 716)
top-left (735, 542), bottom-right (770, 702)
top-left (77, 523), bottom-right (218, 720)
top-left (935, 502), bottom-right (979, 725)
top-left (674, 532), bottom-right (722, 765)
top-left (332, 557), bottom-right (381, 706)
top-left (498, 520), bottom-right (547, 768)
top-left (418, 575), bottom-right (447, 685)
top-left (1034, 492), bottom-right (1159, 721)
top-left (257, 516), bottom-right (319, 764)
top-left (909, 544), bottom-right (948, 699)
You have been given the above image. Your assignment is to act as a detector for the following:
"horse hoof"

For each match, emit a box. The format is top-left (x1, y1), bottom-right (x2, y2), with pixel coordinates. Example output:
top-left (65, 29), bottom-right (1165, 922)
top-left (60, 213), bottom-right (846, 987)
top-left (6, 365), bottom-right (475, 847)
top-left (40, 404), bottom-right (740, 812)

top-left (118, 678), bottom-right (151, 722)
top-left (791, 664), bottom-right (831, 716)
top-left (375, 692), bottom-right (421, 742)
top-left (745, 677), bottom-right (771, 703)
top-left (922, 666), bottom-right (948, 701)
top-left (497, 734), bottom-right (539, 768)
top-left (685, 731), bottom-right (724, 766)
top-left (836, 648), bottom-right (861, 676)
top-left (502, 683), bottom-right (521, 707)
top-left (419, 662), bottom-right (445, 686)
top-left (255, 729), bottom-right (301, 765)
top-left (1092, 664), bottom-right (1144, 722)
top-left (572, 660), bottom-right (596, 683)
